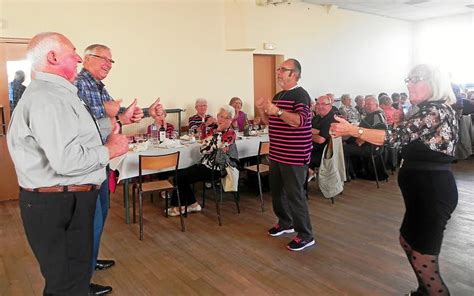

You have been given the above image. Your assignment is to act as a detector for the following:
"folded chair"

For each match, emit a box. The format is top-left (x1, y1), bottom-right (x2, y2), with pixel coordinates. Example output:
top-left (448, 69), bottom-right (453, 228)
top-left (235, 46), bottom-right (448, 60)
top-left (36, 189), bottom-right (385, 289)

top-left (132, 152), bottom-right (184, 240)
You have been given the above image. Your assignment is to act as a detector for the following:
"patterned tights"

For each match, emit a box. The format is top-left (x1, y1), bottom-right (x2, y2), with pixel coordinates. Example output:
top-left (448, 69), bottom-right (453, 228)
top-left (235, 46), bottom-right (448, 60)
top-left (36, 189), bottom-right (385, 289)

top-left (399, 235), bottom-right (450, 296)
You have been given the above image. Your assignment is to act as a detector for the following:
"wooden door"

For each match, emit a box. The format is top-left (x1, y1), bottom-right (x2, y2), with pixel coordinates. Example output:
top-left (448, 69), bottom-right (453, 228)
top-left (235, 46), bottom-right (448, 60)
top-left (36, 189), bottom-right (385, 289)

top-left (0, 38), bottom-right (29, 201)
top-left (253, 54), bottom-right (284, 116)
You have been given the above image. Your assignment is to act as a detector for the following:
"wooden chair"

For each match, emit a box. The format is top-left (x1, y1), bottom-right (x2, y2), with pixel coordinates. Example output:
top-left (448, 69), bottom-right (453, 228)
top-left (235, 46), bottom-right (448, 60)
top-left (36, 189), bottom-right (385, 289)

top-left (132, 152), bottom-right (185, 240)
top-left (243, 141), bottom-right (269, 212)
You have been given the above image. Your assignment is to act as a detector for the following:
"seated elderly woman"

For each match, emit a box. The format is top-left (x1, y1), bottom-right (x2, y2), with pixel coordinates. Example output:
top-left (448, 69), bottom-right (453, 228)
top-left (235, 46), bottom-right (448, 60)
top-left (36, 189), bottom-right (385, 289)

top-left (147, 110), bottom-right (174, 138)
top-left (338, 94), bottom-right (360, 125)
top-left (379, 95), bottom-right (403, 126)
top-left (167, 105), bottom-right (238, 216)
top-left (188, 97), bottom-right (217, 130)
top-left (229, 96), bottom-right (248, 132)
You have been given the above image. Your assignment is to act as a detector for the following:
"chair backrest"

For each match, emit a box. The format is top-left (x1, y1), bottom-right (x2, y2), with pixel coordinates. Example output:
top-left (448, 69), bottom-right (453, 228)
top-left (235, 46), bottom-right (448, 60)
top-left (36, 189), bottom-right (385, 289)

top-left (139, 152), bottom-right (180, 173)
top-left (259, 141), bottom-right (270, 156)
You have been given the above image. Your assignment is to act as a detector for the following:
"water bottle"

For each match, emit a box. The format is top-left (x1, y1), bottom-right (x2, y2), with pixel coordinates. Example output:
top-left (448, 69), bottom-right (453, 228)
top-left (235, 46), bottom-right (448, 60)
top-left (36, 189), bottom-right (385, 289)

top-left (150, 123), bottom-right (159, 143)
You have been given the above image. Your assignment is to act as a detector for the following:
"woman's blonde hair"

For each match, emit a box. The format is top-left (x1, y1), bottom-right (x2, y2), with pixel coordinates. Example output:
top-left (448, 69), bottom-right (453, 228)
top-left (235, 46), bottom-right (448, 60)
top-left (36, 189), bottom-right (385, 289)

top-left (408, 64), bottom-right (456, 105)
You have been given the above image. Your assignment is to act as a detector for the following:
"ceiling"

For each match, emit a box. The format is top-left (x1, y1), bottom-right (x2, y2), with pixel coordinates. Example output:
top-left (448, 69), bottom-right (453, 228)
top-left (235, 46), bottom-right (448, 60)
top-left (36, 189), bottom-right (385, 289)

top-left (302, 0), bottom-right (474, 21)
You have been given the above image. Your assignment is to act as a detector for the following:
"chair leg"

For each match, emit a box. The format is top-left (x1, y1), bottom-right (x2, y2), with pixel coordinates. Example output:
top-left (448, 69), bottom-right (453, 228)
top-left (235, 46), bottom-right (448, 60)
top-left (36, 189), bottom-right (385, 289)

top-left (164, 190), bottom-right (169, 217)
top-left (202, 184), bottom-right (206, 209)
top-left (212, 183), bottom-right (222, 226)
top-left (139, 191), bottom-right (144, 240)
top-left (175, 189), bottom-right (186, 232)
top-left (371, 154), bottom-right (380, 188)
top-left (132, 184), bottom-right (136, 224)
top-left (233, 192), bottom-right (240, 214)
top-left (257, 172), bottom-right (264, 212)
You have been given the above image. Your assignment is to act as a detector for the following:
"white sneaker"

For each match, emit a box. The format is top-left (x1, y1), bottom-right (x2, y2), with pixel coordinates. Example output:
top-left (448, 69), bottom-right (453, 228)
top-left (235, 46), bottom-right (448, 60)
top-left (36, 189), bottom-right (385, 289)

top-left (187, 203), bottom-right (202, 213)
top-left (307, 173), bottom-right (316, 182)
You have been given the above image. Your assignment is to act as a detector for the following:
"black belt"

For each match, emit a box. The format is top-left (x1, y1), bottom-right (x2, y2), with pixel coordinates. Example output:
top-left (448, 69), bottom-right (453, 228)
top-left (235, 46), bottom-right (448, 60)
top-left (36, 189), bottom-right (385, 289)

top-left (21, 184), bottom-right (100, 193)
top-left (400, 160), bottom-right (451, 171)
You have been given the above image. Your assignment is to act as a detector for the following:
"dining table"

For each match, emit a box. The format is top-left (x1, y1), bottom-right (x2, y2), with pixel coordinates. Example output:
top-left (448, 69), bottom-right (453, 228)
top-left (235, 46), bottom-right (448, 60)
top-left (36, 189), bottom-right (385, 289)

top-left (110, 133), bottom-right (269, 224)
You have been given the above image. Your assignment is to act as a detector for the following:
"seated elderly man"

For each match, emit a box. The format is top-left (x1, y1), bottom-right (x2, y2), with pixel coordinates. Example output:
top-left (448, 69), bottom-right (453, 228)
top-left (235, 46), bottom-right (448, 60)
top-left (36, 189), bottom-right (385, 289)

top-left (338, 94), bottom-right (360, 125)
top-left (308, 95), bottom-right (336, 180)
top-left (188, 98), bottom-right (217, 130)
top-left (167, 105), bottom-right (238, 216)
top-left (343, 95), bottom-right (388, 179)
top-left (354, 95), bottom-right (365, 116)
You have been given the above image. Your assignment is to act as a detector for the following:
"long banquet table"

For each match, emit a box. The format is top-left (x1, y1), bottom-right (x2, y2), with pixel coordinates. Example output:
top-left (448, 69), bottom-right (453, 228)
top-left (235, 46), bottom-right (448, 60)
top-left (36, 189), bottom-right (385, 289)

top-left (110, 133), bottom-right (269, 224)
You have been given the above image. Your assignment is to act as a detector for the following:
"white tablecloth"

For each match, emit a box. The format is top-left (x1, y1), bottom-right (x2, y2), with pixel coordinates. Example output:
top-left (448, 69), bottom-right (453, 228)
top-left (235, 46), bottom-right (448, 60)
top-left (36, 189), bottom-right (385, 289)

top-left (110, 134), bottom-right (269, 181)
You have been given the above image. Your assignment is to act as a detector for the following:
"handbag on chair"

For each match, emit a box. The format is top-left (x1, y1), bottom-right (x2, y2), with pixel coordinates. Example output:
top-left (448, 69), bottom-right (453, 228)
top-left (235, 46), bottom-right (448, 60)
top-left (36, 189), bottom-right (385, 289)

top-left (222, 165), bottom-right (239, 192)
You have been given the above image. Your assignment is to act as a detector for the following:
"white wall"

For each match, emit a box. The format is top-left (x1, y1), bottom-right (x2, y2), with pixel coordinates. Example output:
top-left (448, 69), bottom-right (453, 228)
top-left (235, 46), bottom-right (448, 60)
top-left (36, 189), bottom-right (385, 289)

top-left (1, 0), bottom-right (413, 124)
top-left (413, 12), bottom-right (474, 84)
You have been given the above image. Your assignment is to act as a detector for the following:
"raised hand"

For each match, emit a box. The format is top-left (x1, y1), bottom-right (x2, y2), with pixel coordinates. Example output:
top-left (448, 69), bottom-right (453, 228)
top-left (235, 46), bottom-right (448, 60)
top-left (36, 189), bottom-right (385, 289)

top-left (104, 99), bottom-right (122, 118)
top-left (330, 116), bottom-right (354, 137)
top-left (119, 99), bottom-right (143, 124)
top-left (105, 124), bottom-right (129, 158)
top-left (149, 98), bottom-right (164, 119)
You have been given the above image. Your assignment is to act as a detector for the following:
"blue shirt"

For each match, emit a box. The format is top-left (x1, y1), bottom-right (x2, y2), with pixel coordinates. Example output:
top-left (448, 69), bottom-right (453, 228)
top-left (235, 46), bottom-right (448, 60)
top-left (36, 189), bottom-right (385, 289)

top-left (75, 68), bottom-right (113, 120)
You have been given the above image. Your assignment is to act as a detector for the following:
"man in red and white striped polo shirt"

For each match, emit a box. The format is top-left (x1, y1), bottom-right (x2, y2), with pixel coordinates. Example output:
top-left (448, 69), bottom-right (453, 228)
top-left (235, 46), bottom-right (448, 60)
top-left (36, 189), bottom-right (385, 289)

top-left (256, 58), bottom-right (315, 251)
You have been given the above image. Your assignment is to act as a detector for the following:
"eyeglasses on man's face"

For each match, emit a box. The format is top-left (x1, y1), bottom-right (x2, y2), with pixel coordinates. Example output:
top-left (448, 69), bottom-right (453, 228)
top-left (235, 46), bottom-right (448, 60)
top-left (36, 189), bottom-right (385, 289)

top-left (404, 76), bottom-right (426, 84)
top-left (276, 67), bottom-right (294, 73)
top-left (88, 54), bottom-right (115, 64)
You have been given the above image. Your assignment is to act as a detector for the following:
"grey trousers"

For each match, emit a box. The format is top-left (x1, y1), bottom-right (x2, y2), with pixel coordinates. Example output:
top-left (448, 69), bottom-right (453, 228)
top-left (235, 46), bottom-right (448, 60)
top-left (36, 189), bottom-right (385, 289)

top-left (269, 160), bottom-right (314, 240)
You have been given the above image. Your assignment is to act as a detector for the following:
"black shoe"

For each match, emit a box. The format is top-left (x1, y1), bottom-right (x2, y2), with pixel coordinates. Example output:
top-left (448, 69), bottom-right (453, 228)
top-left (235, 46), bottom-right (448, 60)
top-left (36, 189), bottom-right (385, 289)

top-left (287, 236), bottom-right (315, 251)
top-left (268, 224), bottom-right (295, 237)
top-left (95, 259), bottom-right (115, 271)
top-left (89, 283), bottom-right (113, 295)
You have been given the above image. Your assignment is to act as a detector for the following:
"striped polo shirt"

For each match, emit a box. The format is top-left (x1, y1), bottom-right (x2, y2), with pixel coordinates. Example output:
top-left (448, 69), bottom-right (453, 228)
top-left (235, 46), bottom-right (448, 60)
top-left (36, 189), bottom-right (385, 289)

top-left (268, 86), bottom-right (312, 166)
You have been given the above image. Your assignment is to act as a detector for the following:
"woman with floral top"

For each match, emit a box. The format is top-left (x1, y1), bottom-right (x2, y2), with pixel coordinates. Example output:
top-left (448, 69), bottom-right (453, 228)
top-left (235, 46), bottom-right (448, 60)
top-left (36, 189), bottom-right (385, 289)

top-left (330, 64), bottom-right (458, 296)
top-left (167, 105), bottom-right (238, 216)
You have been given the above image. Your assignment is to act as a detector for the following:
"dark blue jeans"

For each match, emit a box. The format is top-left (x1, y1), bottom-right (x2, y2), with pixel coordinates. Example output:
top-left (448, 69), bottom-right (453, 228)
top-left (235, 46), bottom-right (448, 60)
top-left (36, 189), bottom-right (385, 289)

top-left (92, 178), bottom-right (109, 271)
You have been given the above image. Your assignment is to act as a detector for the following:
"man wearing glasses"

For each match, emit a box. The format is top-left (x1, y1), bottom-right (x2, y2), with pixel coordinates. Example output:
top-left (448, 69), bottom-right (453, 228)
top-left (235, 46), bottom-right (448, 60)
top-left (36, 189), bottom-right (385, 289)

top-left (256, 58), bottom-right (315, 251)
top-left (76, 43), bottom-right (150, 295)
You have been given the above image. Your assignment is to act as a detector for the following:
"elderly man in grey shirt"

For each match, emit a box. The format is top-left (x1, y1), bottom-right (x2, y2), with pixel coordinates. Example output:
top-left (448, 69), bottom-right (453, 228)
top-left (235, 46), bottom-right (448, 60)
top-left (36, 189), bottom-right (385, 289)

top-left (7, 32), bottom-right (128, 296)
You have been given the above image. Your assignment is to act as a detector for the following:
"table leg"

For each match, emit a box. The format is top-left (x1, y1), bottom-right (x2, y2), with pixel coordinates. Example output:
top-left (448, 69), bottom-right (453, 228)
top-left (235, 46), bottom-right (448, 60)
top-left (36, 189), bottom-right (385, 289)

top-left (123, 179), bottom-right (130, 224)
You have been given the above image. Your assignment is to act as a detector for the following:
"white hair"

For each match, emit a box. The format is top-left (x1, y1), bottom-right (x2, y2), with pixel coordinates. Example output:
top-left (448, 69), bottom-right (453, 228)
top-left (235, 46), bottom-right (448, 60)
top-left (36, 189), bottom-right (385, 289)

top-left (27, 32), bottom-right (63, 71)
top-left (408, 64), bottom-right (456, 105)
top-left (195, 98), bottom-right (207, 105)
top-left (219, 104), bottom-right (235, 119)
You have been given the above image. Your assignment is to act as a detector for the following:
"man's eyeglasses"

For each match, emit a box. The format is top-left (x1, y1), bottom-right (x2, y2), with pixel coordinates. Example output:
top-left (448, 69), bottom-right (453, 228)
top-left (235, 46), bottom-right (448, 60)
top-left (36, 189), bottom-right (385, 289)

top-left (404, 76), bottom-right (426, 84)
top-left (88, 54), bottom-right (115, 64)
top-left (276, 67), bottom-right (294, 73)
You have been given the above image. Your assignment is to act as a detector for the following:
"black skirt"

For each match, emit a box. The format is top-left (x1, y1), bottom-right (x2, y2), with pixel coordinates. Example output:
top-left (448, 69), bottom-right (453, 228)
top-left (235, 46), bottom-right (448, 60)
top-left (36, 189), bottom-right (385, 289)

top-left (398, 168), bottom-right (458, 255)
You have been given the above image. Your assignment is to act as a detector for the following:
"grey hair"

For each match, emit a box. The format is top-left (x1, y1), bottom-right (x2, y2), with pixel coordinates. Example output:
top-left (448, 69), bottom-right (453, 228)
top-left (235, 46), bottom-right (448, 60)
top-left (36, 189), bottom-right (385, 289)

top-left (407, 64), bottom-right (456, 105)
top-left (84, 44), bottom-right (110, 55)
top-left (378, 95), bottom-right (392, 106)
top-left (219, 104), bottom-right (235, 119)
top-left (229, 96), bottom-right (242, 106)
top-left (27, 32), bottom-right (63, 70)
top-left (341, 94), bottom-right (351, 101)
top-left (365, 95), bottom-right (377, 105)
top-left (195, 98), bottom-right (207, 105)
top-left (354, 95), bottom-right (364, 103)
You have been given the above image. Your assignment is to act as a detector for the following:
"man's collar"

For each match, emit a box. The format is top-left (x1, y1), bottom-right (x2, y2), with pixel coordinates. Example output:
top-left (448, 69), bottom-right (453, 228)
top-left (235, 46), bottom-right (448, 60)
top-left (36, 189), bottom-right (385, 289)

top-left (79, 68), bottom-right (105, 88)
top-left (35, 72), bottom-right (77, 93)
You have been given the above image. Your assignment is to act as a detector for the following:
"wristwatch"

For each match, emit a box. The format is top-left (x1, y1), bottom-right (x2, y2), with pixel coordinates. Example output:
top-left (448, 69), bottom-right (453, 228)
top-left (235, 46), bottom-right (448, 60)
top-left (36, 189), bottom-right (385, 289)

top-left (276, 109), bottom-right (284, 117)
top-left (357, 127), bottom-right (364, 138)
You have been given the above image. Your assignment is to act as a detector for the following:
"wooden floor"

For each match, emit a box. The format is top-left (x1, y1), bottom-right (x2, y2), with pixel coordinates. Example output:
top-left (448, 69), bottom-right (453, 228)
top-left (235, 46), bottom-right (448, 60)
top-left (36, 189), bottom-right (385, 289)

top-left (1, 158), bottom-right (473, 296)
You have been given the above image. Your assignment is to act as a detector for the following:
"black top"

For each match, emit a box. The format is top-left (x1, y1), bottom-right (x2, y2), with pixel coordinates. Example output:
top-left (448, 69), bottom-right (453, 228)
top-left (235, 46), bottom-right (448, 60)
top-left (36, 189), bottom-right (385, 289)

top-left (312, 109), bottom-right (336, 150)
